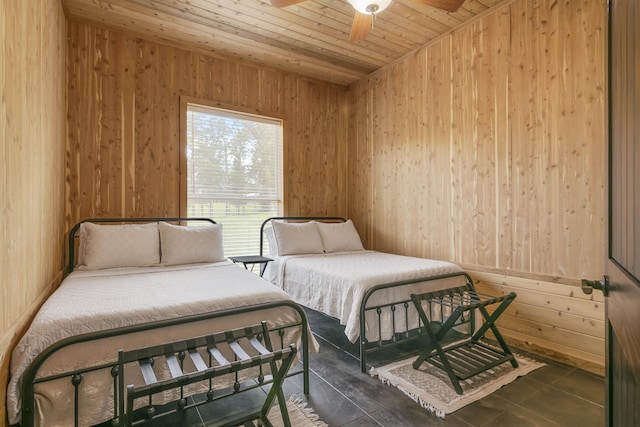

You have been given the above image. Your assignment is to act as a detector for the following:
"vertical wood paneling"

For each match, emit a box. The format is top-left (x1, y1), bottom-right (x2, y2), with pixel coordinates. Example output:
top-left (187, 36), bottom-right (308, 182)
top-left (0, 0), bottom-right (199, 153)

top-left (402, 53), bottom-right (424, 256)
top-left (66, 21), bottom-right (349, 226)
top-left (350, 0), bottom-right (606, 286)
top-left (285, 79), bottom-right (348, 215)
top-left (370, 70), bottom-right (391, 250)
top-left (0, 0), bottom-right (5, 345)
top-left (450, 9), bottom-right (511, 268)
top-left (347, 78), bottom-right (373, 246)
top-left (510, 0), bottom-right (606, 278)
top-left (421, 39), bottom-right (454, 261)
top-left (348, 0), bottom-right (606, 369)
top-left (1, 0), bottom-right (67, 423)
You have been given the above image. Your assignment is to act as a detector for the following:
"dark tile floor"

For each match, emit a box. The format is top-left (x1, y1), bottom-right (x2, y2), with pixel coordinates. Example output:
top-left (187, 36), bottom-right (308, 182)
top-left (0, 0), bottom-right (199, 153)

top-left (116, 307), bottom-right (605, 426)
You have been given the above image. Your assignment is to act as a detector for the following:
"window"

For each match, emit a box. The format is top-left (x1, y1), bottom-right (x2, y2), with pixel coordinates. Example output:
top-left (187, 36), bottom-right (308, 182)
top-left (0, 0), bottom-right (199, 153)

top-left (184, 103), bottom-right (283, 257)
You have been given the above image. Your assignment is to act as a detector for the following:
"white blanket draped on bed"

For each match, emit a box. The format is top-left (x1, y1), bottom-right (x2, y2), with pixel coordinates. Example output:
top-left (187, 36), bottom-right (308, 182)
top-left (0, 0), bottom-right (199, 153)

top-left (267, 250), bottom-right (466, 343)
top-left (7, 262), bottom-right (316, 427)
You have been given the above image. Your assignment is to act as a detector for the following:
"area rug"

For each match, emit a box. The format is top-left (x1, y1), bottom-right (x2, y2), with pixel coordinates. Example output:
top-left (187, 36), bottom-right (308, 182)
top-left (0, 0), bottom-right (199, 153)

top-left (370, 354), bottom-right (545, 419)
top-left (269, 396), bottom-right (329, 427)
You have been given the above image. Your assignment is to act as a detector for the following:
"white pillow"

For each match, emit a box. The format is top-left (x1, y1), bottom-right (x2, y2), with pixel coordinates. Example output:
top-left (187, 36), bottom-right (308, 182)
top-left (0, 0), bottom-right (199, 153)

top-left (316, 220), bottom-right (364, 253)
top-left (80, 222), bottom-right (160, 270)
top-left (159, 221), bottom-right (225, 265)
top-left (264, 226), bottom-right (279, 256)
top-left (77, 223), bottom-right (88, 266)
top-left (271, 221), bottom-right (324, 256)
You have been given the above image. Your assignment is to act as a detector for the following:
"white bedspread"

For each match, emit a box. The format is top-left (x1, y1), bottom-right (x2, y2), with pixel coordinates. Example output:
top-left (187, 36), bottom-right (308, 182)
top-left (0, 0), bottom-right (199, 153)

top-left (8, 262), bottom-right (315, 426)
top-left (268, 251), bottom-right (466, 343)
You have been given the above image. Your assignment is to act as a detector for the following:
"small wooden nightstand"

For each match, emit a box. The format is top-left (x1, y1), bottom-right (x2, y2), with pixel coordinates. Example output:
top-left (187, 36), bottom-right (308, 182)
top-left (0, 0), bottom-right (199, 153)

top-left (228, 255), bottom-right (273, 277)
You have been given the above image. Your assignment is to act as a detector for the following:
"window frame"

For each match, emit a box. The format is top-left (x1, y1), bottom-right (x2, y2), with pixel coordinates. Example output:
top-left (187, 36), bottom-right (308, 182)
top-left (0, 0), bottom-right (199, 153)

top-left (179, 97), bottom-right (285, 255)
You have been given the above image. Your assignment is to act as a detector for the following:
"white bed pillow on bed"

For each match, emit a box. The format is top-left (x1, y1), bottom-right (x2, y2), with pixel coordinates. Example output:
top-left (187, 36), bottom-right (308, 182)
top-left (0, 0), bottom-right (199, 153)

top-left (316, 220), bottom-right (364, 253)
top-left (264, 226), bottom-right (279, 256)
top-left (271, 221), bottom-right (324, 256)
top-left (80, 222), bottom-right (161, 270)
top-left (159, 221), bottom-right (225, 265)
top-left (77, 223), bottom-right (88, 266)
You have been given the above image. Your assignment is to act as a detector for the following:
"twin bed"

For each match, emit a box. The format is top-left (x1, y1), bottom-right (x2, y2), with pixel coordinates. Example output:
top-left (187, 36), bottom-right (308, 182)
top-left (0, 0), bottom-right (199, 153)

top-left (7, 216), bottom-right (479, 426)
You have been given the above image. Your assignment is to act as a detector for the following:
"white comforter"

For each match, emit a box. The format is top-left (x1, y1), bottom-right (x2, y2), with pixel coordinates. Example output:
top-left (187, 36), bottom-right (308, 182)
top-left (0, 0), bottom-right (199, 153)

top-left (8, 262), bottom-right (314, 426)
top-left (268, 250), bottom-right (466, 343)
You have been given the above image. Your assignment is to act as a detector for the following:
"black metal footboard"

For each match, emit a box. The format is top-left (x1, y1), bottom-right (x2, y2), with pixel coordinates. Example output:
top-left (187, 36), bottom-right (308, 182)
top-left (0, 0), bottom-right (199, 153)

top-left (358, 271), bottom-right (474, 373)
top-left (19, 300), bottom-right (310, 427)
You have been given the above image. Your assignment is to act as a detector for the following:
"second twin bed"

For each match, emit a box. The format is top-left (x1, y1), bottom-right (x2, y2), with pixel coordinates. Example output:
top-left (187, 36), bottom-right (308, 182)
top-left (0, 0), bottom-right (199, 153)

top-left (259, 217), bottom-right (476, 372)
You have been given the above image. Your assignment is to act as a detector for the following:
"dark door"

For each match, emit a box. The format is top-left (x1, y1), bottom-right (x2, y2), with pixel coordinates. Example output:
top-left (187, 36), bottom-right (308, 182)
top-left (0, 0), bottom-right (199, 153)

top-left (607, 0), bottom-right (640, 425)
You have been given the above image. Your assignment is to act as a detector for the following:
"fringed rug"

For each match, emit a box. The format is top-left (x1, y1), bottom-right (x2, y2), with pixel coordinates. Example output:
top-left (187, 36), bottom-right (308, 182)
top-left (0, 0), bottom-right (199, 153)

top-left (370, 355), bottom-right (545, 419)
top-left (269, 396), bottom-right (329, 427)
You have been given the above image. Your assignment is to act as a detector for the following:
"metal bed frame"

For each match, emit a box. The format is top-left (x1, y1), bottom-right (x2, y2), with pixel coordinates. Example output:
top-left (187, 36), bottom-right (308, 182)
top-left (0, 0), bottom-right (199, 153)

top-left (259, 216), bottom-right (475, 373)
top-left (18, 218), bottom-right (311, 427)
top-left (357, 272), bottom-right (476, 373)
top-left (67, 217), bottom-right (216, 274)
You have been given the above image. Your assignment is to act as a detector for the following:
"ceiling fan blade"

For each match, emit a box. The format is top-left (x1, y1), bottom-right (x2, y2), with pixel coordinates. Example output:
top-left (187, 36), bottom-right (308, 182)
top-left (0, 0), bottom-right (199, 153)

top-left (412, 0), bottom-right (466, 13)
top-left (270, 0), bottom-right (307, 7)
top-left (350, 12), bottom-right (373, 42)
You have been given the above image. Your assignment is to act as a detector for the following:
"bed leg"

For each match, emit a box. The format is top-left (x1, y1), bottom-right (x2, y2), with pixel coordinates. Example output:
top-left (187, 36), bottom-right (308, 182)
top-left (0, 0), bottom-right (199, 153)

top-left (302, 314), bottom-right (310, 395)
top-left (72, 373), bottom-right (83, 427)
top-left (111, 364), bottom-right (121, 426)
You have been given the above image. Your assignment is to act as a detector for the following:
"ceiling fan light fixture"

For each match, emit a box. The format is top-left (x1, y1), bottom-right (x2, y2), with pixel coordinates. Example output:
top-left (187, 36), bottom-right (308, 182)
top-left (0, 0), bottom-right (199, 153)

top-left (347, 0), bottom-right (393, 15)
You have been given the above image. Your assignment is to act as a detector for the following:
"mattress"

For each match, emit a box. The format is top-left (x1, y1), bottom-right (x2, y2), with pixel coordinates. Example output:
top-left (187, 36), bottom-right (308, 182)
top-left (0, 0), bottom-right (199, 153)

top-left (7, 261), bottom-right (316, 426)
top-left (267, 250), bottom-right (466, 343)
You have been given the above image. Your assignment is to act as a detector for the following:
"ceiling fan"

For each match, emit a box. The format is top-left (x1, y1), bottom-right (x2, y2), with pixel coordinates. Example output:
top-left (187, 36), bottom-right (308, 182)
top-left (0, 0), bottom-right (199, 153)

top-left (270, 0), bottom-right (465, 41)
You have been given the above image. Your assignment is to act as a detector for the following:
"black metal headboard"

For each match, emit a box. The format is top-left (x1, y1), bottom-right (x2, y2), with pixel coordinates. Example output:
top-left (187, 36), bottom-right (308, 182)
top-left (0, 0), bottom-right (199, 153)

top-left (259, 216), bottom-right (346, 256)
top-left (67, 217), bottom-right (216, 274)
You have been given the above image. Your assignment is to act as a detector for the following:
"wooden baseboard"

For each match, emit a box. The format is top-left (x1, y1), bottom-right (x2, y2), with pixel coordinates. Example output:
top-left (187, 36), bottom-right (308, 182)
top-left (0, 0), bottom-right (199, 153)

top-left (1, 270), bottom-right (64, 427)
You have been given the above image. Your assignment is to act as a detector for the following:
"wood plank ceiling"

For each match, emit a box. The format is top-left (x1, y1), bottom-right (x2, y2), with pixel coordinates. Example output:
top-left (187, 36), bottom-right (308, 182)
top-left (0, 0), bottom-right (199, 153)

top-left (62, 0), bottom-right (512, 86)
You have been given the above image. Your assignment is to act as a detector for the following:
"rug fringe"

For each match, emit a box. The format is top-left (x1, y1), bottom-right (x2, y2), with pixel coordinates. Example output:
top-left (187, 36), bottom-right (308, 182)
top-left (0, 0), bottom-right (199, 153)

top-left (287, 396), bottom-right (329, 427)
top-left (402, 389), bottom-right (446, 419)
top-left (376, 373), bottom-right (446, 419)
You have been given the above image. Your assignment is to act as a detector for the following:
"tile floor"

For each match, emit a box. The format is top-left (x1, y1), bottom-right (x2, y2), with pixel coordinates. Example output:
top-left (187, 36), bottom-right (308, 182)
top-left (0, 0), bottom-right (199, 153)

top-left (115, 307), bottom-right (605, 427)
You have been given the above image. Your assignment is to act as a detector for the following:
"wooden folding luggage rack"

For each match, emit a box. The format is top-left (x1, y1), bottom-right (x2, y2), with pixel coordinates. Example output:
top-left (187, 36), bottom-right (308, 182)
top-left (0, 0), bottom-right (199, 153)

top-left (117, 322), bottom-right (296, 427)
top-left (411, 285), bottom-right (518, 395)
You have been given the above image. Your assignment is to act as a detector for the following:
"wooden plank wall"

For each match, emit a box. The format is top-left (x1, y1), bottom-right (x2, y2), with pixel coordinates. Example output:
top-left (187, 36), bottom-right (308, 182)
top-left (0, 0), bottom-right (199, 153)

top-left (347, 0), bottom-right (607, 372)
top-left (0, 0), bottom-right (67, 424)
top-left (66, 21), bottom-right (349, 227)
